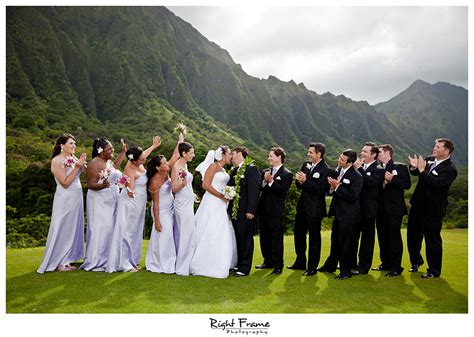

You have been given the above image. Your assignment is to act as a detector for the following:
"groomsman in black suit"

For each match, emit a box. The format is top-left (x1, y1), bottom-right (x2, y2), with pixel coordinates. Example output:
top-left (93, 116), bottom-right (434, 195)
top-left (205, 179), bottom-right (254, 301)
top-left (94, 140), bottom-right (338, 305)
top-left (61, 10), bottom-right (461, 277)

top-left (318, 150), bottom-right (363, 280)
top-left (407, 138), bottom-right (458, 279)
top-left (227, 147), bottom-right (261, 277)
top-left (288, 143), bottom-right (331, 276)
top-left (373, 144), bottom-right (411, 276)
top-left (350, 142), bottom-right (385, 275)
top-left (256, 147), bottom-right (293, 275)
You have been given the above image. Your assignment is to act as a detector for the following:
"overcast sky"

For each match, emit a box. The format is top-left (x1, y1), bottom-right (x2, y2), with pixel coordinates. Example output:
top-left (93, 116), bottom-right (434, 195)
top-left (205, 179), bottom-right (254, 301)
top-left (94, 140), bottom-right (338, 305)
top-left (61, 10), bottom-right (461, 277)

top-left (168, 6), bottom-right (467, 105)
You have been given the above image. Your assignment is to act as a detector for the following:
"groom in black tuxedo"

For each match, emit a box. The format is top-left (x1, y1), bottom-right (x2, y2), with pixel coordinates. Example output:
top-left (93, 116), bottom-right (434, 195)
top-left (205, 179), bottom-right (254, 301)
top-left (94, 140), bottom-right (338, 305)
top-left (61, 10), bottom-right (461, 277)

top-left (407, 138), bottom-right (458, 279)
top-left (227, 147), bottom-right (261, 276)
top-left (256, 147), bottom-right (293, 275)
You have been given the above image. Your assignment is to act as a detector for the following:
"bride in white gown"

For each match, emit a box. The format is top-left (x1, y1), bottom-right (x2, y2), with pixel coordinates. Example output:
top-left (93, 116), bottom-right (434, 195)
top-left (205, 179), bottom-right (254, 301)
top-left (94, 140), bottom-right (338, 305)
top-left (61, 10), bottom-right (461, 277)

top-left (190, 146), bottom-right (237, 278)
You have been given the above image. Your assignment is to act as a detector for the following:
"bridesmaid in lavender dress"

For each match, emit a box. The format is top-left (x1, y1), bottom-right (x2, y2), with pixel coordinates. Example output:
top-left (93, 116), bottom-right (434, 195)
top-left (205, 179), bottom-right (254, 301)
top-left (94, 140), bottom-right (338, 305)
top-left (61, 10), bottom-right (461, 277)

top-left (106, 136), bottom-right (161, 273)
top-left (145, 133), bottom-right (183, 273)
top-left (37, 133), bottom-right (87, 273)
top-left (79, 137), bottom-right (127, 272)
top-left (171, 142), bottom-right (196, 276)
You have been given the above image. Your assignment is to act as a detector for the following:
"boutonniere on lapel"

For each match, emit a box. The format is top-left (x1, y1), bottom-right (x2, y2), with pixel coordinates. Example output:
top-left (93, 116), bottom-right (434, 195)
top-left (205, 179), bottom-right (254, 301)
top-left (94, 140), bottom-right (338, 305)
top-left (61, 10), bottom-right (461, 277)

top-left (343, 178), bottom-right (350, 184)
top-left (231, 156), bottom-right (254, 220)
top-left (391, 170), bottom-right (398, 176)
top-left (312, 172), bottom-right (320, 178)
top-left (366, 172), bottom-right (371, 176)
top-left (306, 163), bottom-right (312, 170)
top-left (431, 170), bottom-right (439, 176)
top-left (276, 176), bottom-right (282, 180)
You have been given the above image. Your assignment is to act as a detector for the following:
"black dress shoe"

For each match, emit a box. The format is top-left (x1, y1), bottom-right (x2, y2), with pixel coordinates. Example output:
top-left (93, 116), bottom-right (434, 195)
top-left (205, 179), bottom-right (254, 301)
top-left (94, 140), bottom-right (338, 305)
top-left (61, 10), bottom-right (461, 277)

top-left (255, 263), bottom-right (273, 269)
top-left (317, 267), bottom-right (335, 273)
top-left (229, 267), bottom-right (238, 272)
top-left (303, 269), bottom-right (317, 276)
top-left (421, 272), bottom-right (439, 279)
top-left (287, 264), bottom-right (306, 270)
top-left (351, 269), bottom-right (360, 275)
top-left (371, 264), bottom-right (388, 271)
top-left (385, 271), bottom-right (402, 277)
top-left (271, 269), bottom-right (282, 275)
top-left (234, 271), bottom-right (248, 277)
top-left (335, 273), bottom-right (352, 280)
top-left (409, 264), bottom-right (422, 272)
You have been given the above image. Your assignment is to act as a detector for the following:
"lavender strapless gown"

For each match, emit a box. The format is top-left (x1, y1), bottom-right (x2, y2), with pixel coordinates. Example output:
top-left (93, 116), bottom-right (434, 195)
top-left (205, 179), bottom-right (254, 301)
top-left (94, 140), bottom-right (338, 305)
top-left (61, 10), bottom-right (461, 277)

top-left (80, 167), bottom-right (121, 271)
top-left (174, 171), bottom-right (195, 276)
top-left (146, 178), bottom-right (177, 273)
top-left (37, 166), bottom-right (84, 273)
top-left (106, 171), bottom-right (147, 272)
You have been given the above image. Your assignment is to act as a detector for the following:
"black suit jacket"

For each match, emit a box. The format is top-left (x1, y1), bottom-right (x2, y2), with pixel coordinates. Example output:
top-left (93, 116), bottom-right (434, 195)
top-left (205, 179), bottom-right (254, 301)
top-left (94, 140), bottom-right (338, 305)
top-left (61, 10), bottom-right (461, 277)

top-left (409, 156), bottom-right (458, 218)
top-left (227, 164), bottom-right (261, 219)
top-left (328, 165), bottom-right (363, 223)
top-left (258, 166), bottom-right (293, 217)
top-left (378, 159), bottom-right (411, 216)
top-left (358, 162), bottom-right (385, 218)
top-left (295, 160), bottom-right (331, 218)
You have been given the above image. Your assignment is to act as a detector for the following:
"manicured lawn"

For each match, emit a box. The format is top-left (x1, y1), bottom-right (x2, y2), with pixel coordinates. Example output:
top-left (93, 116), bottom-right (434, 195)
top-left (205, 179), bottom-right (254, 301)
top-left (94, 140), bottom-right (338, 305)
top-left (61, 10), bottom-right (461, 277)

top-left (6, 229), bottom-right (467, 313)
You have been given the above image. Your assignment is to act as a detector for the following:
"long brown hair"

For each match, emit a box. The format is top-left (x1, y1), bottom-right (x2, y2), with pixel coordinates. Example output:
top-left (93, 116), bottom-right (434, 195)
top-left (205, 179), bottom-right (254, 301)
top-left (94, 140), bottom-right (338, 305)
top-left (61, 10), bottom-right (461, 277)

top-left (51, 133), bottom-right (75, 159)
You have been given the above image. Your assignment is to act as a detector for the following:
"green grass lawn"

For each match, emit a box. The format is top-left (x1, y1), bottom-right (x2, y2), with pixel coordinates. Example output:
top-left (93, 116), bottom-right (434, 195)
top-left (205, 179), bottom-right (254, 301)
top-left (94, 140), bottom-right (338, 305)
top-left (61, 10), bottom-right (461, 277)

top-left (6, 229), bottom-right (467, 313)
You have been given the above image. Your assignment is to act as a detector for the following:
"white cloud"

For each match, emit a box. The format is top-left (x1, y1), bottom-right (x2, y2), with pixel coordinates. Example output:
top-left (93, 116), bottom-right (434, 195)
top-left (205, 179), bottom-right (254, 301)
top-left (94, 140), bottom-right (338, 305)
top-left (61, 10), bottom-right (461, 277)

top-left (169, 6), bottom-right (467, 104)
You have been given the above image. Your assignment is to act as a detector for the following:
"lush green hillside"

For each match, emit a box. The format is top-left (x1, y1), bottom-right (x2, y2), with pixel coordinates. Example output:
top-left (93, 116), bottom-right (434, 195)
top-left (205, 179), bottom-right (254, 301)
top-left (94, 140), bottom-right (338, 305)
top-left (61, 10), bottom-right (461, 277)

top-left (6, 6), bottom-right (468, 247)
top-left (375, 79), bottom-right (468, 164)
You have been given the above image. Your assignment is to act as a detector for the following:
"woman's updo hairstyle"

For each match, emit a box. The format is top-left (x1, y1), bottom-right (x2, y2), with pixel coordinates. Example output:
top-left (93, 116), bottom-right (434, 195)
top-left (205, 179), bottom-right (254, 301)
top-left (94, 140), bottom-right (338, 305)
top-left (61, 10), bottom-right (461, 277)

top-left (92, 137), bottom-right (110, 158)
top-left (178, 142), bottom-right (193, 157)
top-left (126, 146), bottom-right (143, 163)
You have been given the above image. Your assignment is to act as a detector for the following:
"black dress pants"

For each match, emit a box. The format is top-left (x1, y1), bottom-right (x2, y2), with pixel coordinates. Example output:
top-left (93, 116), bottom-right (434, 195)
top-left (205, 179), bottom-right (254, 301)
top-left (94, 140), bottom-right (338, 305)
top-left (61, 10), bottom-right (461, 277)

top-left (294, 211), bottom-right (323, 270)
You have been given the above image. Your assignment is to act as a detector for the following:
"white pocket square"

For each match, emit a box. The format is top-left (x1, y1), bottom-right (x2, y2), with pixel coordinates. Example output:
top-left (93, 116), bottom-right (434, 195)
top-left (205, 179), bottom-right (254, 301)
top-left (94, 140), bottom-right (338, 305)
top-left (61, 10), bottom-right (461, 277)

top-left (366, 172), bottom-right (371, 176)
top-left (312, 172), bottom-right (320, 178)
top-left (431, 170), bottom-right (439, 176)
top-left (276, 176), bottom-right (282, 180)
top-left (343, 178), bottom-right (350, 184)
top-left (392, 170), bottom-right (398, 176)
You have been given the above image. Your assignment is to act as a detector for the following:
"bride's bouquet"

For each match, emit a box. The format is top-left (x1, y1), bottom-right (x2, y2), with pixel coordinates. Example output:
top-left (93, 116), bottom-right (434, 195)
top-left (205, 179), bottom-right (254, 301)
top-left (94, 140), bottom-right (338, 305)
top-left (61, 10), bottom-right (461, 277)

top-left (223, 186), bottom-right (236, 200)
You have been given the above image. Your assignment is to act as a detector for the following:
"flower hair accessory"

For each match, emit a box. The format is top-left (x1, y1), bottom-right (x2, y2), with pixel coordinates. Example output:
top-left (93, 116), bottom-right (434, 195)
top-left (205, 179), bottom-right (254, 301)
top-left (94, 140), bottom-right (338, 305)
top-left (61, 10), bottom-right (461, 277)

top-left (97, 146), bottom-right (103, 154)
top-left (214, 147), bottom-right (223, 161)
top-left (128, 154), bottom-right (134, 160)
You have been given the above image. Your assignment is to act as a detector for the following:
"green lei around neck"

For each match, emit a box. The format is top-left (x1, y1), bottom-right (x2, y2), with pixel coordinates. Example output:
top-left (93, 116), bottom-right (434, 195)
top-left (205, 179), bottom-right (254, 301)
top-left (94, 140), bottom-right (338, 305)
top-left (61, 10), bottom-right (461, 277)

top-left (231, 156), bottom-right (254, 220)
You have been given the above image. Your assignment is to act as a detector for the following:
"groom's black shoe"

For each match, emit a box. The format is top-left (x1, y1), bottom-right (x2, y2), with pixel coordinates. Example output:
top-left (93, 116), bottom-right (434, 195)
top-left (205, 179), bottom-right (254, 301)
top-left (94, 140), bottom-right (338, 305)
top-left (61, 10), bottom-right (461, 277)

top-left (255, 263), bottom-right (273, 269)
top-left (271, 269), bottom-right (282, 275)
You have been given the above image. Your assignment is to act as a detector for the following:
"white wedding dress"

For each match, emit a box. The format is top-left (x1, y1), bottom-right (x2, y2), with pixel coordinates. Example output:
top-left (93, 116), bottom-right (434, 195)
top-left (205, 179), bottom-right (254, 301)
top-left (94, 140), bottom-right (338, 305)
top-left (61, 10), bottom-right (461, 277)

top-left (190, 170), bottom-right (237, 278)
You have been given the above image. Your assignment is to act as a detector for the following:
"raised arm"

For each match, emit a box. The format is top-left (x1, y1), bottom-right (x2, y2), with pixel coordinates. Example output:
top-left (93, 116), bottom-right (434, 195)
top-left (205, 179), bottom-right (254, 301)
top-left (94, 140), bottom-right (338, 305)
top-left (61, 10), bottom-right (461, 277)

top-left (113, 139), bottom-right (127, 169)
top-left (168, 133), bottom-right (184, 170)
top-left (143, 136), bottom-right (162, 159)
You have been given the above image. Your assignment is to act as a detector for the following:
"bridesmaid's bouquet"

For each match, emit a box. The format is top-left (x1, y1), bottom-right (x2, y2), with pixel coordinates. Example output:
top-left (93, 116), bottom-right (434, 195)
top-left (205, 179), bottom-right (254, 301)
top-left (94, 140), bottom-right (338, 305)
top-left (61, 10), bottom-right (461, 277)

top-left (62, 156), bottom-right (75, 168)
top-left (174, 123), bottom-right (187, 136)
top-left (99, 168), bottom-right (111, 183)
top-left (116, 174), bottom-right (128, 189)
top-left (223, 186), bottom-right (236, 200)
top-left (177, 167), bottom-right (187, 182)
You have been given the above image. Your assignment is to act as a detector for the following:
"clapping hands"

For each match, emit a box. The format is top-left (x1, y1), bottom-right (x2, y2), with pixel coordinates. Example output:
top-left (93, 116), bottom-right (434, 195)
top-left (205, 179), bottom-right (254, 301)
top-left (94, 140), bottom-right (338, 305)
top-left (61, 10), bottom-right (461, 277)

top-left (408, 154), bottom-right (427, 172)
